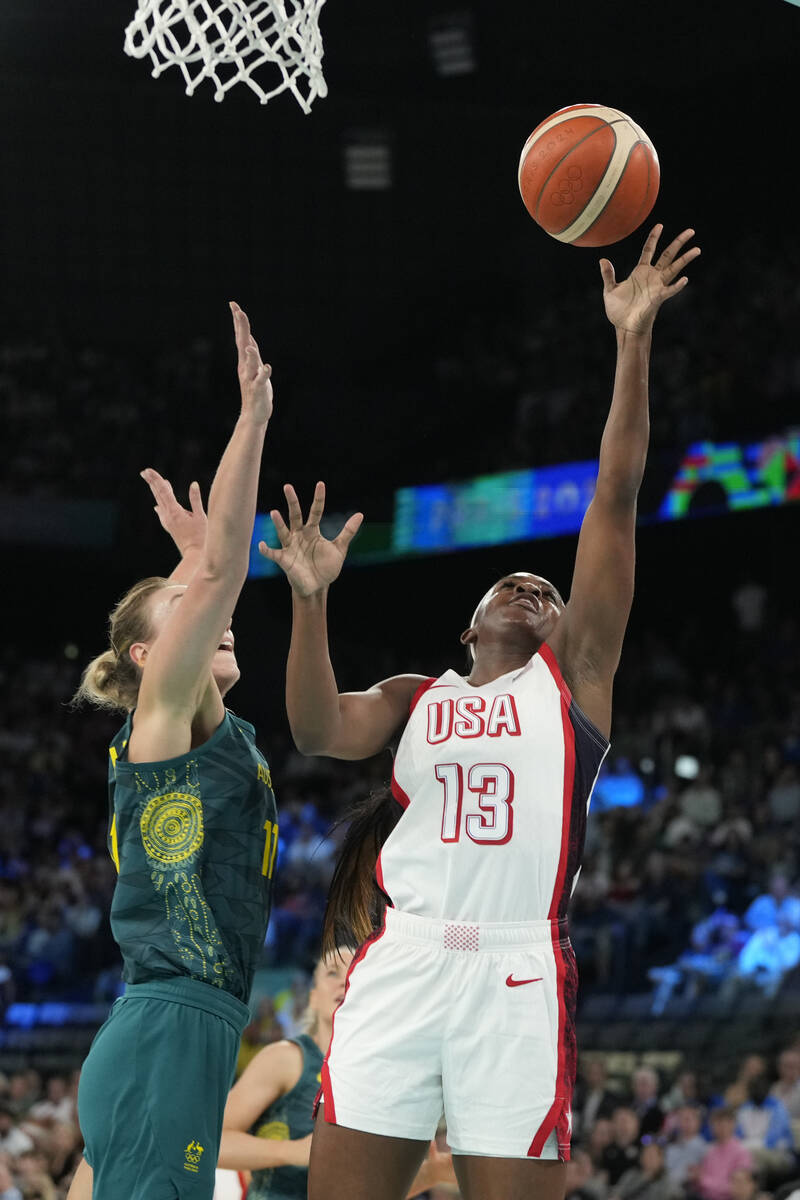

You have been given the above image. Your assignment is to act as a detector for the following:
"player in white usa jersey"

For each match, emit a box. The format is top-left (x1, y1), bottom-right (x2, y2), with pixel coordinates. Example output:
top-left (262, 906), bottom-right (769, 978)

top-left (260, 224), bottom-right (700, 1200)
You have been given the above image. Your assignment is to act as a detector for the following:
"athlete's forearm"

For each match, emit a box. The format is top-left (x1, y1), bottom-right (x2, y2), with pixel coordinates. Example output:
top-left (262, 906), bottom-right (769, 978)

top-left (286, 589), bottom-right (345, 754)
top-left (204, 410), bottom-right (268, 583)
top-left (218, 1129), bottom-right (297, 1171)
top-left (596, 328), bottom-right (651, 504)
top-left (168, 548), bottom-right (203, 585)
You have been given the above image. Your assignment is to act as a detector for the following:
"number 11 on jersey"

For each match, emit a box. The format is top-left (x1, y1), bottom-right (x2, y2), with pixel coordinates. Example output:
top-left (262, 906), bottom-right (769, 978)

top-left (262, 819), bottom-right (279, 877)
top-left (435, 763), bottom-right (515, 845)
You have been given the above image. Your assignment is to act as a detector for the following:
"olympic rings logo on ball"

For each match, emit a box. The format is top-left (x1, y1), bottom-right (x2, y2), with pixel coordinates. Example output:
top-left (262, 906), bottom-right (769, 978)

top-left (140, 792), bottom-right (204, 866)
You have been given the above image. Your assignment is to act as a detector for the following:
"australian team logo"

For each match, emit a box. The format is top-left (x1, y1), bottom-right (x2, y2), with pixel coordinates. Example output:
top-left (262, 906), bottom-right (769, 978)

top-left (183, 1140), bottom-right (205, 1173)
top-left (140, 792), bottom-right (204, 866)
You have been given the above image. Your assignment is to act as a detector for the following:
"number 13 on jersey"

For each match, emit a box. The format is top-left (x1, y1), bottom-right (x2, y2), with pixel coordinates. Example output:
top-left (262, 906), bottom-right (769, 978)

top-left (435, 763), bottom-right (515, 845)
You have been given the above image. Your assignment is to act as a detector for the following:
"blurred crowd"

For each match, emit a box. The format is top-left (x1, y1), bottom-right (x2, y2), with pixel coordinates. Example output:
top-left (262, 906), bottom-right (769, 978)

top-left (5, 1037), bottom-right (800, 1198)
top-left (1, 570), bottom-right (800, 1011)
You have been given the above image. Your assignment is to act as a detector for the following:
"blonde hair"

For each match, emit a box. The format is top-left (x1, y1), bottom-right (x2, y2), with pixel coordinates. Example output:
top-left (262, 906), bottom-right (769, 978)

top-left (73, 577), bottom-right (171, 713)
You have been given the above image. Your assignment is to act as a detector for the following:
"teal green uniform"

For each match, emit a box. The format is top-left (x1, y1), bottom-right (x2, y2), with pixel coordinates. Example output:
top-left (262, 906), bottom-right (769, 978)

top-left (78, 711), bottom-right (278, 1200)
top-left (248, 1034), bottom-right (323, 1200)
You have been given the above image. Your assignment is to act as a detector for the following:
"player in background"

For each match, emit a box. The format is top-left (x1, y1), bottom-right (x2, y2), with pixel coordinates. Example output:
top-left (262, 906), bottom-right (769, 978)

top-left (261, 225), bottom-right (700, 1200)
top-left (218, 949), bottom-right (457, 1198)
top-left (68, 304), bottom-right (277, 1200)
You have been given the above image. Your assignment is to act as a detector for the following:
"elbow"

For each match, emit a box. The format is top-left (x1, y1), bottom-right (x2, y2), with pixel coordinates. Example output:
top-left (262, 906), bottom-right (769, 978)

top-left (290, 728), bottom-right (330, 757)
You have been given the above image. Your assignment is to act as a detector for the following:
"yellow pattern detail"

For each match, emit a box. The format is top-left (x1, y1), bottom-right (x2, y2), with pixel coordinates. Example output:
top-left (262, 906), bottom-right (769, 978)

top-left (256, 1121), bottom-right (290, 1142)
top-left (109, 814), bottom-right (120, 873)
top-left (140, 792), bottom-right (204, 866)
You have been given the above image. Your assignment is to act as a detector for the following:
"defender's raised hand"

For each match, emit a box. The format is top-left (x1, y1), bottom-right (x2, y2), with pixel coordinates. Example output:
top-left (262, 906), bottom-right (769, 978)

top-left (259, 481), bottom-right (363, 597)
top-left (600, 224), bottom-right (701, 335)
top-left (230, 301), bottom-right (273, 423)
top-left (140, 468), bottom-right (207, 559)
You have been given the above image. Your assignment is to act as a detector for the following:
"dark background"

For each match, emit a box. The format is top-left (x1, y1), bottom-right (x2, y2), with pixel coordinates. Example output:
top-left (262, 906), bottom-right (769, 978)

top-left (1, 0), bottom-right (798, 711)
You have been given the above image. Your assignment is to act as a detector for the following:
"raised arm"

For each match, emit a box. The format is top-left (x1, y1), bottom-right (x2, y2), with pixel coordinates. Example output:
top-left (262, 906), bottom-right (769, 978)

top-left (128, 302), bottom-right (272, 762)
top-left (140, 469), bottom-right (208, 585)
top-left (260, 482), bottom-right (425, 759)
top-left (554, 225), bottom-right (700, 737)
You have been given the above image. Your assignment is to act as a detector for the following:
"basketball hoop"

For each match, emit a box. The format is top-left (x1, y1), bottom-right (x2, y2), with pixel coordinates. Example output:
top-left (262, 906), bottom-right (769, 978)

top-left (123, 0), bottom-right (328, 113)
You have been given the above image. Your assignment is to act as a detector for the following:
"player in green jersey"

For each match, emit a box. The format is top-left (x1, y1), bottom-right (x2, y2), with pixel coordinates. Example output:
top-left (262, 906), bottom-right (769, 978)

top-left (218, 949), bottom-right (456, 1199)
top-left (69, 303), bottom-right (283, 1200)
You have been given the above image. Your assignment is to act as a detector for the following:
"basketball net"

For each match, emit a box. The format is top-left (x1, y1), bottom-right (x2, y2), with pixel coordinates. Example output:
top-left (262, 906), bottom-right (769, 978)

top-left (123, 0), bottom-right (328, 113)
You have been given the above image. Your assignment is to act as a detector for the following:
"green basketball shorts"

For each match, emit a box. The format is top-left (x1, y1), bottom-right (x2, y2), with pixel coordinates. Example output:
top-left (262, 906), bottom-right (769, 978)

top-left (78, 977), bottom-right (249, 1200)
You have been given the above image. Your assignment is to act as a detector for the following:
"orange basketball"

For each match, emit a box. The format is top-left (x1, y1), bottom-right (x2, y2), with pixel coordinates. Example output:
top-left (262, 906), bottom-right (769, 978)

top-left (518, 104), bottom-right (660, 247)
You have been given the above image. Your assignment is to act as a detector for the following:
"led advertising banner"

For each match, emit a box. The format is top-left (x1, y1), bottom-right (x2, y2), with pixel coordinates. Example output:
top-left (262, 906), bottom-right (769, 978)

top-left (248, 432), bottom-right (800, 577)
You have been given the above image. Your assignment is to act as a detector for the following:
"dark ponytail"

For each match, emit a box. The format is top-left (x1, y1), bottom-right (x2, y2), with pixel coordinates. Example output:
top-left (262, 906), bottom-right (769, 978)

top-left (321, 784), bottom-right (402, 956)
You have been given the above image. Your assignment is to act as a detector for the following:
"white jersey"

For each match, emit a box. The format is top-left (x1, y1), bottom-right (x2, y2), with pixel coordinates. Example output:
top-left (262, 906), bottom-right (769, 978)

top-left (378, 644), bottom-right (609, 923)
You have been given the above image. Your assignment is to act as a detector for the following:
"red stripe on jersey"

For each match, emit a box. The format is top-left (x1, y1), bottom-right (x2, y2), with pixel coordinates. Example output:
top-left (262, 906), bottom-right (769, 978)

top-left (409, 676), bottom-right (438, 714)
top-left (391, 758), bottom-right (411, 809)
top-left (538, 642), bottom-right (573, 706)
top-left (545, 654), bottom-right (576, 922)
top-left (529, 641), bottom-right (576, 1159)
top-left (315, 914), bottom-right (388, 1126)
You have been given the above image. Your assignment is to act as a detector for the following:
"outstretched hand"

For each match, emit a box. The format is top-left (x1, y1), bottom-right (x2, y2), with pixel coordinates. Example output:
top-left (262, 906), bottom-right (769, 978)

top-left (230, 300), bottom-right (273, 423)
top-left (140, 468), bottom-right (207, 558)
top-left (600, 224), bottom-right (701, 335)
top-left (259, 481), bottom-right (363, 597)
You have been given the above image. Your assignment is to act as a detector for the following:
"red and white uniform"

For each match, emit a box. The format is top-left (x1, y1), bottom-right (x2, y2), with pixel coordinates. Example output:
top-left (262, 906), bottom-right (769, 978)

top-left (320, 645), bottom-right (608, 1159)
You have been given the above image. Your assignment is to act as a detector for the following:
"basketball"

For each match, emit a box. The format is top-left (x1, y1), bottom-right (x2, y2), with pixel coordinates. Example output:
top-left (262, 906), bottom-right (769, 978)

top-left (518, 104), bottom-right (660, 247)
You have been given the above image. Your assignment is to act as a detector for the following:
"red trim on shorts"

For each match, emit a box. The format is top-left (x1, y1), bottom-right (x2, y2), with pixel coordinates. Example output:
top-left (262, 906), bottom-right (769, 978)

top-left (237, 1171), bottom-right (248, 1198)
top-left (314, 913), bottom-right (388, 1126)
top-left (528, 655), bottom-right (576, 1160)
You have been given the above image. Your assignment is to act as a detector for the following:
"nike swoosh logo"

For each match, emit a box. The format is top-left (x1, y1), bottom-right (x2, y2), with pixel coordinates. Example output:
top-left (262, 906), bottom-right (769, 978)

top-left (506, 975), bottom-right (543, 987)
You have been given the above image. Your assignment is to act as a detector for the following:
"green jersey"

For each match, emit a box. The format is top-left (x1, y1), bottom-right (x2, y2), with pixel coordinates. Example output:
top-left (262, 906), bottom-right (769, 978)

top-left (107, 710), bottom-right (278, 1005)
top-left (248, 1034), bottom-right (323, 1199)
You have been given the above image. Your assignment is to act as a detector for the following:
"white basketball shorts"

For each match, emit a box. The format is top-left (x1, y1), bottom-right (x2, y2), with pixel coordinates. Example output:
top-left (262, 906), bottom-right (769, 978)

top-left (317, 907), bottom-right (577, 1160)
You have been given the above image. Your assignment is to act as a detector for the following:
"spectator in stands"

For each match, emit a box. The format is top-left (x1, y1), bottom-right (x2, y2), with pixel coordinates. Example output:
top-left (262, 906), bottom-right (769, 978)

top-left (602, 1107), bottom-right (643, 1186)
top-left (696, 1107), bottom-right (754, 1200)
top-left (722, 1058), bottom-right (771, 1111)
top-left (768, 766), bottom-right (800, 826)
top-left (588, 1118), bottom-right (615, 1170)
top-left (631, 1068), bottom-right (666, 1137)
top-left (736, 1074), bottom-right (795, 1179)
top-left (0, 1160), bottom-right (22, 1200)
top-left (647, 896), bottom-right (743, 1014)
top-left (565, 1146), bottom-right (604, 1200)
top-left (27, 1077), bottom-right (75, 1127)
top-left (728, 1167), bottom-right (771, 1200)
top-left (744, 874), bottom-right (800, 932)
top-left (665, 1106), bottom-right (709, 1187)
top-left (771, 1048), bottom-right (800, 1125)
top-left (731, 912), bottom-right (800, 998)
top-left (610, 1138), bottom-right (683, 1200)
top-left (0, 1110), bottom-right (33, 1159)
top-left (575, 1058), bottom-right (618, 1139)
top-left (679, 766), bottom-right (723, 829)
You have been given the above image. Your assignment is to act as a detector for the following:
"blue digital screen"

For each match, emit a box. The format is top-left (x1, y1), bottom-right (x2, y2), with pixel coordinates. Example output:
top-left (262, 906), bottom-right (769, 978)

top-left (392, 462), bottom-right (598, 553)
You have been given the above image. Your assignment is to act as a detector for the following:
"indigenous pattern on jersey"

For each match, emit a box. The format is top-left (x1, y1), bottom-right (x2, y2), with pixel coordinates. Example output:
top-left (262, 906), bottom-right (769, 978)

top-left (107, 711), bottom-right (278, 1004)
top-left (380, 643), bottom-right (609, 924)
top-left (248, 1034), bottom-right (323, 1199)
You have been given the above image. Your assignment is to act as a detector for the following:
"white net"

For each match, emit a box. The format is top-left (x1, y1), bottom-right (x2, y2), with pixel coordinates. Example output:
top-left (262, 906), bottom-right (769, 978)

top-left (124, 0), bottom-right (328, 113)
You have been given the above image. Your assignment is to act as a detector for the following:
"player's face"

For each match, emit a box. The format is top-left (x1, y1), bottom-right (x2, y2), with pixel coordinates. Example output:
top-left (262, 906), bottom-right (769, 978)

top-left (470, 573), bottom-right (563, 653)
top-left (310, 950), bottom-right (353, 1024)
top-left (144, 585), bottom-right (240, 695)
